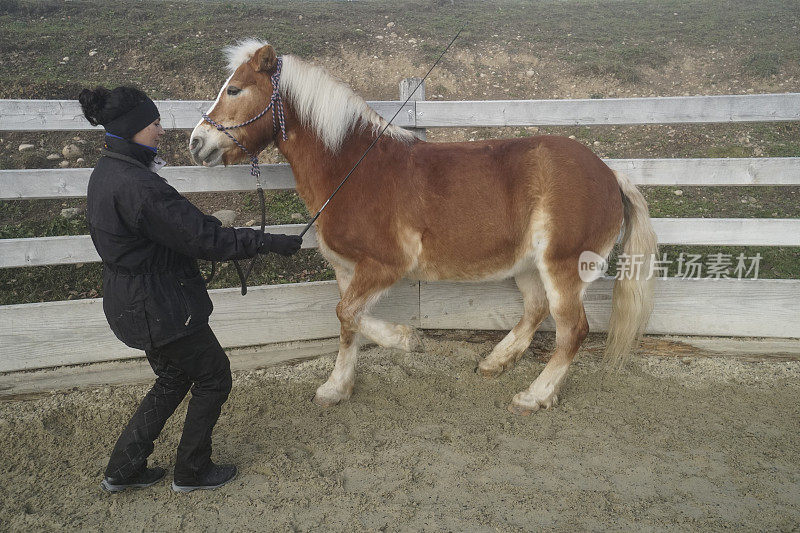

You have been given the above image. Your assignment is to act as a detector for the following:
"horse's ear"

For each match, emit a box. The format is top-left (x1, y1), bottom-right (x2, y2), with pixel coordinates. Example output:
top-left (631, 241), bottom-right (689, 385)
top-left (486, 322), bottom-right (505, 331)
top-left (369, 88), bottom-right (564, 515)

top-left (251, 45), bottom-right (278, 74)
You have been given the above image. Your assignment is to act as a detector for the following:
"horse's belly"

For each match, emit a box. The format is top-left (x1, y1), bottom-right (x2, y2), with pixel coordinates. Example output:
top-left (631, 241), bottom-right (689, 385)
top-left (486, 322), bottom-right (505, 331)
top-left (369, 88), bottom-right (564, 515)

top-left (409, 236), bottom-right (541, 282)
top-left (316, 211), bottom-right (545, 283)
top-left (406, 205), bottom-right (547, 282)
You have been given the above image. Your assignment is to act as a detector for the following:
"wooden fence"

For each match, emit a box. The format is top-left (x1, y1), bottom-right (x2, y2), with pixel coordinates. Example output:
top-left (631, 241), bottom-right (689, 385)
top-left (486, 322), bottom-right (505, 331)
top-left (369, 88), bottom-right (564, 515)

top-left (1, 89), bottom-right (799, 373)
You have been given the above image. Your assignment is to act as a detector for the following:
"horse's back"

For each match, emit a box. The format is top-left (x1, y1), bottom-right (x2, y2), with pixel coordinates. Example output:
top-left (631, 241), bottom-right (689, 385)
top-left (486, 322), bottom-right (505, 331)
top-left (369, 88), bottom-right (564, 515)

top-left (409, 135), bottom-right (619, 206)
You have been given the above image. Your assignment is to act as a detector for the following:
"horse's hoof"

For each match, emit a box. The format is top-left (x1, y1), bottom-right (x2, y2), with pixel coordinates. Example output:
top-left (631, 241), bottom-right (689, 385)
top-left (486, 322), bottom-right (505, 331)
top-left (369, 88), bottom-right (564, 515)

top-left (477, 361), bottom-right (504, 379)
top-left (405, 328), bottom-right (425, 353)
top-left (507, 401), bottom-right (536, 416)
top-left (312, 381), bottom-right (352, 408)
top-left (312, 393), bottom-right (341, 408)
top-left (507, 392), bottom-right (558, 416)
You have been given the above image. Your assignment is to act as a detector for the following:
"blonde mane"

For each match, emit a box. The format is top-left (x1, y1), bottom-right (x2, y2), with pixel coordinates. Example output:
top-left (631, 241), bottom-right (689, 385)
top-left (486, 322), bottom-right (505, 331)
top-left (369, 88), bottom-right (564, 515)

top-left (224, 39), bottom-right (416, 153)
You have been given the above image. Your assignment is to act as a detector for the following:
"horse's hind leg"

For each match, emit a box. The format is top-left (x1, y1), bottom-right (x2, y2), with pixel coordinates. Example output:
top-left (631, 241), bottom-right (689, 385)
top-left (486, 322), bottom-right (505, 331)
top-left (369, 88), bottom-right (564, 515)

top-left (313, 261), bottom-right (401, 407)
top-left (509, 261), bottom-right (588, 415)
top-left (478, 268), bottom-right (549, 378)
top-left (334, 266), bottom-right (423, 353)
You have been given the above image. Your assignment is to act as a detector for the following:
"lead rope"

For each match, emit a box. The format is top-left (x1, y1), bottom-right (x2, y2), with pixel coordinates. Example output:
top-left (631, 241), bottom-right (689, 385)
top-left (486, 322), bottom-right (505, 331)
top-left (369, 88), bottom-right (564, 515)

top-left (202, 58), bottom-right (287, 295)
top-left (232, 184), bottom-right (265, 295)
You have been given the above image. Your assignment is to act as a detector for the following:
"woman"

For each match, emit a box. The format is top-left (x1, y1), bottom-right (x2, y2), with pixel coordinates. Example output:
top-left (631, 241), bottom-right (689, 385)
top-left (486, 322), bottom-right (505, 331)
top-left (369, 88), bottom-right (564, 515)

top-left (79, 85), bottom-right (302, 493)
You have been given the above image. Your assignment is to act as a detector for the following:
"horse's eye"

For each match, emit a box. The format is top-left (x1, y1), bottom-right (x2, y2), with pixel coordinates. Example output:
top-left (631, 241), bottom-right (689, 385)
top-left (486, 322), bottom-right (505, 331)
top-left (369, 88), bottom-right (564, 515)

top-left (227, 86), bottom-right (241, 96)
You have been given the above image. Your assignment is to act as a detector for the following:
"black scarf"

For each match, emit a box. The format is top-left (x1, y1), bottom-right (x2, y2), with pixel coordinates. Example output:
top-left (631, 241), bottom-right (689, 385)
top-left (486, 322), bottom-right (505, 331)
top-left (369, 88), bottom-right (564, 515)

top-left (103, 135), bottom-right (158, 168)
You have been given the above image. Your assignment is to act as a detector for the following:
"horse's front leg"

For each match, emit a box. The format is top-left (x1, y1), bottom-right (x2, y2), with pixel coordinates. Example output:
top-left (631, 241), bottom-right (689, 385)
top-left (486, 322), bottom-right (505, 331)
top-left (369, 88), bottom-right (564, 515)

top-left (334, 265), bottom-right (423, 353)
top-left (359, 316), bottom-right (424, 353)
top-left (312, 322), bottom-right (360, 407)
top-left (313, 260), bottom-right (401, 407)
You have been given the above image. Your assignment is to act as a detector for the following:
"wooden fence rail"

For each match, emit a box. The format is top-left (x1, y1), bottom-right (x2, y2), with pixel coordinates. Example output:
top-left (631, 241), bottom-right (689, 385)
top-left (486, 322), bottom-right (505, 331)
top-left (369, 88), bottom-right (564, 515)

top-left (414, 94), bottom-right (800, 126)
top-left (3, 157), bottom-right (800, 200)
top-left (2, 94), bottom-right (800, 131)
top-left (1, 218), bottom-right (798, 269)
top-left (1, 277), bottom-right (796, 373)
top-left (0, 100), bottom-right (416, 131)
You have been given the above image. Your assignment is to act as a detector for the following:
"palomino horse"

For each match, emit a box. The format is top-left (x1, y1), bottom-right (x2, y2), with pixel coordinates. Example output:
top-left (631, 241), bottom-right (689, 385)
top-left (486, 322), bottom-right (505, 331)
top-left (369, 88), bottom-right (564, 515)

top-left (190, 40), bottom-right (658, 415)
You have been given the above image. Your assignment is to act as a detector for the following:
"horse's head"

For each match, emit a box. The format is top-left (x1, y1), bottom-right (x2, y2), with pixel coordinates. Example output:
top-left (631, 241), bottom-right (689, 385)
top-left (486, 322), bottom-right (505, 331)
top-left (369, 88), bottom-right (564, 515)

top-left (190, 42), bottom-right (282, 167)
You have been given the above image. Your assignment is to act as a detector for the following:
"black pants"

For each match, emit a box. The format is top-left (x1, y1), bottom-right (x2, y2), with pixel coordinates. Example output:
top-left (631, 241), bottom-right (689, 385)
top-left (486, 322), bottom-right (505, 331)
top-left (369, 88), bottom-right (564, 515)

top-left (104, 325), bottom-right (232, 484)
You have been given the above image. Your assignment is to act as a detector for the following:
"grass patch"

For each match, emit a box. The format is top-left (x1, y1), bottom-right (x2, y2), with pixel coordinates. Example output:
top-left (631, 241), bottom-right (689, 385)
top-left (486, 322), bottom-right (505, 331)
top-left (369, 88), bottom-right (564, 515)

top-left (642, 186), bottom-right (800, 219)
top-left (259, 191), bottom-right (308, 223)
top-left (570, 47), bottom-right (671, 84)
top-left (2, 0), bottom-right (799, 98)
top-left (0, 198), bottom-right (88, 238)
top-left (428, 122), bottom-right (800, 161)
top-left (0, 212), bottom-right (86, 239)
top-left (742, 51), bottom-right (783, 78)
top-left (702, 145), bottom-right (755, 158)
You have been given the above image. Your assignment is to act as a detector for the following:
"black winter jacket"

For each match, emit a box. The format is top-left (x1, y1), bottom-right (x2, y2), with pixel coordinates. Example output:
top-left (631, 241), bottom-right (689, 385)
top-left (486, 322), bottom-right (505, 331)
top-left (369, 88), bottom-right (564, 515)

top-left (87, 137), bottom-right (263, 350)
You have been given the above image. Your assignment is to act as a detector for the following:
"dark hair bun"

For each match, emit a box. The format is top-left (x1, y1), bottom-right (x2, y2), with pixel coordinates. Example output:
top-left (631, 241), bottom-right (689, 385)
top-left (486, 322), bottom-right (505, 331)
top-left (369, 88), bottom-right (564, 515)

top-left (78, 85), bottom-right (150, 128)
top-left (78, 86), bottom-right (111, 126)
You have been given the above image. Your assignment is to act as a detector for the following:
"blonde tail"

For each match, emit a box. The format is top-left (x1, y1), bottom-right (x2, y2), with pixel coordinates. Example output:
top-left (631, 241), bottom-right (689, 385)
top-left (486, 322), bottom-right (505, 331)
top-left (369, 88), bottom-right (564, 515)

top-left (604, 171), bottom-right (659, 367)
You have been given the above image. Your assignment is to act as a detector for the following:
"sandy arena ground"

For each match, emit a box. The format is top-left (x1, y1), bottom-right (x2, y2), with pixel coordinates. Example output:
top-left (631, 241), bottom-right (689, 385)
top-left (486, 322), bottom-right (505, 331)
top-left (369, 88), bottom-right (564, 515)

top-left (1, 332), bottom-right (799, 531)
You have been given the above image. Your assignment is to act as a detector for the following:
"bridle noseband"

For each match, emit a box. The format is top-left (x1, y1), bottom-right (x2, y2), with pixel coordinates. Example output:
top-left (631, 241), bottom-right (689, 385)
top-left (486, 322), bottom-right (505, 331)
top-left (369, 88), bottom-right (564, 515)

top-left (201, 56), bottom-right (288, 295)
top-left (201, 56), bottom-right (288, 182)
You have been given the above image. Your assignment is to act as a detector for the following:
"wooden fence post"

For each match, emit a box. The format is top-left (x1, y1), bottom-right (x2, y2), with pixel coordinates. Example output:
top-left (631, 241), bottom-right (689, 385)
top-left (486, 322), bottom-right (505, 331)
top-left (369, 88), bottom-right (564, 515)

top-left (399, 77), bottom-right (426, 140)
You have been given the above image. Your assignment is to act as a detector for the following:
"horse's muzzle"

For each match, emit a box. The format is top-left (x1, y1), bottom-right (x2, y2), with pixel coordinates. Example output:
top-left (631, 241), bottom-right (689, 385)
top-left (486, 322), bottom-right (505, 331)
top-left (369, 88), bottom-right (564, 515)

top-left (188, 132), bottom-right (221, 166)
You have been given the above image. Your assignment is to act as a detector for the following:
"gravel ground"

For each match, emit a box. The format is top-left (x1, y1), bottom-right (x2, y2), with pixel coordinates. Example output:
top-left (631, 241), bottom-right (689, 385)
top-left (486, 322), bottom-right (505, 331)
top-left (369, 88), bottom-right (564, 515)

top-left (1, 333), bottom-right (799, 531)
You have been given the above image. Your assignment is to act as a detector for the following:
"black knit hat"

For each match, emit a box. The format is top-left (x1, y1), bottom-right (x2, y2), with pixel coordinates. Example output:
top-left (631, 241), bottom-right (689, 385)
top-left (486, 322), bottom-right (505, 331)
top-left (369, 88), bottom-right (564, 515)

top-left (78, 86), bottom-right (160, 139)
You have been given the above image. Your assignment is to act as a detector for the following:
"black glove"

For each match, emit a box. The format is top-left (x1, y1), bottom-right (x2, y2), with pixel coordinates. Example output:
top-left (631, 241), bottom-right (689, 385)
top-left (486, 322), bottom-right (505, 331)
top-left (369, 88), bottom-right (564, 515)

top-left (259, 233), bottom-right (302, 256)
top-left (205, 214), bottom-right (223, 226)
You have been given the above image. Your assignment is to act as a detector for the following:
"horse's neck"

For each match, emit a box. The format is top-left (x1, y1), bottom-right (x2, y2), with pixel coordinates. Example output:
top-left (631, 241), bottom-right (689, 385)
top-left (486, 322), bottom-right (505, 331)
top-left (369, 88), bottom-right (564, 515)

top-left (278, 122), bottom-right (387, 214)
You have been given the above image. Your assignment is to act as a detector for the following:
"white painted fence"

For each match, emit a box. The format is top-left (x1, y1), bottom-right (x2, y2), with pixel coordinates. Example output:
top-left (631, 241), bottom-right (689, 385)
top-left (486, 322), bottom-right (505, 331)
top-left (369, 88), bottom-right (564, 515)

top-left (3, 93), bottom-right (799, 130)
top-left (1, 89), bottom-right (799, 373)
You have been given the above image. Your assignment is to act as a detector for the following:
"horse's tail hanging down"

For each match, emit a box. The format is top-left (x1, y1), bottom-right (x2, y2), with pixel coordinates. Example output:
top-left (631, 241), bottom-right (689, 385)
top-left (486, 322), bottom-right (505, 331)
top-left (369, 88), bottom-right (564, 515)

top-left (604, 171), bottom-right (659, 367)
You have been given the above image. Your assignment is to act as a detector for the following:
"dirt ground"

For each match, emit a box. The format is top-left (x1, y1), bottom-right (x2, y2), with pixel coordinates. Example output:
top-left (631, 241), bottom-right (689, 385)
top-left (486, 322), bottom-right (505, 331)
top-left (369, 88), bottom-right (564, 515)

top-left (0, 332), bottom-right (798, 531)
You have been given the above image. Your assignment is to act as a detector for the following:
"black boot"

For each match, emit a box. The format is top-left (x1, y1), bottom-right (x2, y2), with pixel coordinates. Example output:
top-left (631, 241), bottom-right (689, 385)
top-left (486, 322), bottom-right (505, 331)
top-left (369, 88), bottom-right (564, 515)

top-left (171, 463), bottom-right (237, 493)
top-left (100, 466), bottom-right (166, 493)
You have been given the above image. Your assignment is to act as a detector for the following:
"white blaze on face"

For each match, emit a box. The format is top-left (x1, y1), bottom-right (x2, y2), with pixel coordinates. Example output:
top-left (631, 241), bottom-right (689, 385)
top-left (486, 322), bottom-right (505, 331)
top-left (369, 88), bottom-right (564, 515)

top-left (195, 71), bottom-right (235, 131)
top-left (190, 72), bottom-right (235, 164)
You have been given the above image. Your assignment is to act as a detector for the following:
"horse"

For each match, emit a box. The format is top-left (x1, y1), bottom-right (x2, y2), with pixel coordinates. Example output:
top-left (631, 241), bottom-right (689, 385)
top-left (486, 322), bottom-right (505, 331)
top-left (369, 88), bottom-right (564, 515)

top-left (189, 40), bottom-right (658, 415)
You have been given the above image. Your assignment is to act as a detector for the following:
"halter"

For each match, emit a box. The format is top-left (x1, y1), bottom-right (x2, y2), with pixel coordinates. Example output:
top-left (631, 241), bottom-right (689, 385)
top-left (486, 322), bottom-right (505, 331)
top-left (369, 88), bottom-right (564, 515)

top-left (201, 56), bottom-right (288, 185)
top-left (201, 56), bottom-right (288, 295)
